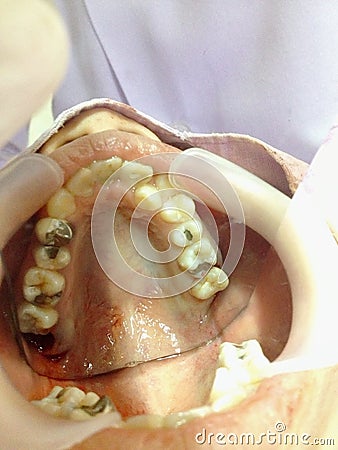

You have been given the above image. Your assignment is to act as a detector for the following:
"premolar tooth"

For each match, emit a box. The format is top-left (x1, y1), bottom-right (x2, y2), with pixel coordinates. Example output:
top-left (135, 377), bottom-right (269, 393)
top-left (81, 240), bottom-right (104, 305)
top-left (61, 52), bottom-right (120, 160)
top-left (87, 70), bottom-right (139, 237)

top-left (35, 217), bottom-right (73, 246)
top-left (33, 246), bottom-right (71, 270)
top-left (66, 167), bottom-right (95, 197)
top-left (47, 188), bottom-right (76, 219)
top-left (18, 302), bottom-right (58, 334)
top-left (24, 267), bottom-right (65, 297)
top-left (160, 193), bottom-right (195, 223)
top-left (134, 184), bottom-right (162, 211)
top-left (170, 218), bottom-right (202, 247)
top-left (177, 237), bottom-right (217, 271)
top-left (190, 267), bottom-right (229, 300)
top-left (90, 157), bottom-right (123, 183)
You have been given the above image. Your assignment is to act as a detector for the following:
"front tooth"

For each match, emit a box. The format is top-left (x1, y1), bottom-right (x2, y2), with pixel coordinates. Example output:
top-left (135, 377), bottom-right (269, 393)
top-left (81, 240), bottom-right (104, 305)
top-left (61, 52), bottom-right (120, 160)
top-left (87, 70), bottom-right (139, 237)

top-left (122, 161), bottom-right (153, 184)
top-left (170, 218), bottom-right (203, 247)
top-left (154, 174), bottom-right (174, 191)
top-left (35, 217), bottom-right (73, 246)
top-left (177, 237), bottom-right (217, 271)
top-left (90, 157), bottom-right (123, 183)
top-left (33, 246), bottom-right (71, 270)
top-left (134, 184), bottom-right (162, 211)
top-left (66, 167), bottom-right (95, 197)
top-left (190, 267), bottom-right (229, 300)
top-left (24, 267), bottom-right (65, 297)
top-left (47, 188), bottom-right (76, 219)
top-left (18, 302), bottom-right (58, 334)
top-left (160, 193), bottom-right (195, 223)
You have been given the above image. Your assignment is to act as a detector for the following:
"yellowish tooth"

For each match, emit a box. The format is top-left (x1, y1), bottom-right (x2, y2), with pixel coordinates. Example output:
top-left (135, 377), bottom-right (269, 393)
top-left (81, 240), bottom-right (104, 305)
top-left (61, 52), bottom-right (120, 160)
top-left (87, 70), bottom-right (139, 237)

top-left (35, 217), bottom-right (73, 246)
top-left (126, 414), bottom-right (164, 429)
top-left (58, 387), bottom-right (86, 404)
top-left (170, 218), bottom-right (202, 247)
top-left (79, 392), bottom-right (101, 408)
top-left (190, 267), bottom-right (229, 300)
top-left (134, 184), bottom-right (162, 211)
top-left (160, 193), bottom-right (195, 223)
top-left (24, 267), bottom-right (65, 297)
top-left (66, 167), bottom-right (95, 197)
top-left (33, 246), bottom-right (71, 270)
top-left (47, 188), bottom-right (76, 219)
top-left (90, 157), bottom-right (123, 183)
top-left (177, 237), bottom-right (217, 271)
top-left (18, 302), bottom-right (58, 334)
top-left (154, 174), bottom-right (174, 191)
top-left (122, 161), bottom-right (153, 185)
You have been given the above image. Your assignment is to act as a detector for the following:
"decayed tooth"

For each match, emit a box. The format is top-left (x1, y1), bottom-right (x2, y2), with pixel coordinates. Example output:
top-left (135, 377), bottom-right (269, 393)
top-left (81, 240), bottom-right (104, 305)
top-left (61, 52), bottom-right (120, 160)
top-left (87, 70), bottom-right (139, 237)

top-left (23, 267), bottom-right (65, 306)
top-left (154, 174), bottom-right (174, 191)
top-left (35, 217), bottom-right (73, 246)
top-left (160, 193), bottom-right (195, 223)
top-left (65, 167), bottom-right (95, 197)
top-left (122, 161), bottom-right (153, 184)
top-left (190, 267), bottom-right (229, 300)
top-left (134, 184), bottom-right (162, 211)
top-left (177, 237), bottom-right (217, 271)
top-left (47, 188), bottom-right (76, 219)
top-left (18, 302), bottom-right (58, 334)
top-left (208, 340), bottom-right (270, 412)
top-left (90, 157), bottom-right (123, 183)
top-left (23, 286), bottom-right (61, 307)
top-left (31, 387), bottom-right (118, 422)
top-left (33, 246), bottom-right (71, 270)
top-left (170, 218), bottom-right (202, 247)
top-left (81, 396), bottom-right (116, 416)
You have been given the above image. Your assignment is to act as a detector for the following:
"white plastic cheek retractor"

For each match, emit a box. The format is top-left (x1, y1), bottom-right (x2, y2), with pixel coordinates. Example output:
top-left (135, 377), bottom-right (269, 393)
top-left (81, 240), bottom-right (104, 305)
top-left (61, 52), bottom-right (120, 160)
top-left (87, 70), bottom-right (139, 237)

top-left (170, 147), bottom-right (338, 376)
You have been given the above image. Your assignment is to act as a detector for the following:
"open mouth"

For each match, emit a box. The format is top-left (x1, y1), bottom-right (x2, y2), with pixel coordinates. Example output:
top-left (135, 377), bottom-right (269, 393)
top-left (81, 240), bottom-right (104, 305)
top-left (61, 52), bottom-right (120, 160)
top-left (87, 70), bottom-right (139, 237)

top-left (1, 101), bottom-right (337, 449)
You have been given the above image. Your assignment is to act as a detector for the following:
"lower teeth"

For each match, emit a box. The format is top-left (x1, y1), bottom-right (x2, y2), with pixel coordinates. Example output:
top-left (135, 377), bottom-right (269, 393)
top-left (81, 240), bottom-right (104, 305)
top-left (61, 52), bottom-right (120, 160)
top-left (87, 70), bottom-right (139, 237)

top-left (31, 339), bottom-right (270, 428)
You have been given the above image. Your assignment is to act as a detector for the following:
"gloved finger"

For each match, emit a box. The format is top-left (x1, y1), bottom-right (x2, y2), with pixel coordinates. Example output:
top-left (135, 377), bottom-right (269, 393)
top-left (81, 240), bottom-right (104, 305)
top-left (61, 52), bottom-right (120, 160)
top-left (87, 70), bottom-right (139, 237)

top-left (0, 154), bottom-right (64, 250)
top-left (0, 0), bottom-right (68, 148)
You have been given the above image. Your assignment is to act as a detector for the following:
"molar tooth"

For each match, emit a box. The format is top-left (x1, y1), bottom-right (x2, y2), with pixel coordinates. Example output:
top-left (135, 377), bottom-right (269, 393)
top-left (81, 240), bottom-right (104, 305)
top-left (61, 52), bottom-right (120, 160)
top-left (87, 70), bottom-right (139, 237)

top-left (47, 188), bottom-right (76, 219)
top-left (90, 157), bottom-right (123, 183)
top-left (24, 267), bottom-right (65, 297)
top-left (160, 193), bottom-right (195, 223)
top-left (81, 396), bottom-right (115, 416)
top-left (134, 184), bottom-right (162, 211)
top-left (18, 302), bottom-right (58, 334)
top-left (65, 167), bottom-right (95, 197)
top-left (190, 267), bottom-right (229, 300)
top-left (35, 217), bottom-right (73, 246)
top-left (170, 218), bottom-right (203, 247)
top-left (177, 237), bottom-right (217, 271)
top-left (33, 246), bottom-right (71, 270)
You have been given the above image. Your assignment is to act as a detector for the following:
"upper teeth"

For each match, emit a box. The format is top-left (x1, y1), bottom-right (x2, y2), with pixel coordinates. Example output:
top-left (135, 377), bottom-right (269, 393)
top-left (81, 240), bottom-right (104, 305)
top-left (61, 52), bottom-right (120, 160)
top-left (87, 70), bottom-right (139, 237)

top-left (24, 267), bottom-right (65, 297)
top-left (47, 188), bottom-right (76, 219)
top-left (65, 167), bottom-right (95, 198)
top-left (19, 156), bottom-right (230, 334)
top-left (33, 246), bottom-right (71, 270)
top-left (189, 267), bottom-right (229, 300)
top-left (35, 218), bottom-right (73, 246)
top-left (18, 302), bottom-right (58, 334)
